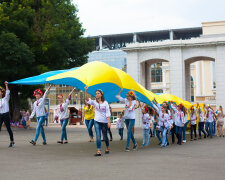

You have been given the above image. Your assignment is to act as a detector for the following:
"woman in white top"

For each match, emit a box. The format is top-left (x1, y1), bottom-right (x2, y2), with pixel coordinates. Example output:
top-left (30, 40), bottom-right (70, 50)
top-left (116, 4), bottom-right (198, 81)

top-left (55, 88), bottom-right (75, 144)
top-left (204, 104), bottom-right (214, 138)
top-left (216, 106), bottom-right (225, 137)
top-left (170, 102), bottom-right (185, 145)
top-left (116, 88), bottom-right (138, 152)
top-left (196, 103), bottom-right (207, 139)
top-left (188, 106), bottom-right (197, 141)
top-left (0, 81), bottom-right (14, 147)
top-left (29, 85), bottom-right (52, 145)
top-left (85, 86), bottom-right (111, 156)
top-left (153, 99), bottom-right (172, 147)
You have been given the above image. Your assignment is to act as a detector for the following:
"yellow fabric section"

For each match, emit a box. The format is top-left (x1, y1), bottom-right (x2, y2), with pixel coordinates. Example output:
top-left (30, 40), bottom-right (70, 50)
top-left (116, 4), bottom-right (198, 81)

top-left (47, 61), bottom-right (122, 87)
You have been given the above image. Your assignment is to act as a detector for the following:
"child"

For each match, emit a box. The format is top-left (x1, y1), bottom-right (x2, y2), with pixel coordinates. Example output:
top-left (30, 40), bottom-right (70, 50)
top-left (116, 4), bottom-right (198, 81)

top-left (29, 85), bottom-right (52, 145)
top-left (55, 88), bottom-right (75, 144)
top-left (141, 106), bottom-right (152, 147)
top-left (116, 114), bottom-right (124, 140)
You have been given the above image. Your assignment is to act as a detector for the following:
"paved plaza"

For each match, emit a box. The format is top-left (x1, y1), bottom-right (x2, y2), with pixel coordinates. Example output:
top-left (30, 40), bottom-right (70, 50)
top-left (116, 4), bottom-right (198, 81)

top-left (0, 124), bottom-right (225, 180)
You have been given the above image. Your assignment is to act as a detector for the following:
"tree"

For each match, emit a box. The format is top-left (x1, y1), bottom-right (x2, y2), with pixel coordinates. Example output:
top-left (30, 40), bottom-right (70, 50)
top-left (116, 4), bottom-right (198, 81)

top-left (0, 0), bottom-right (95, 121)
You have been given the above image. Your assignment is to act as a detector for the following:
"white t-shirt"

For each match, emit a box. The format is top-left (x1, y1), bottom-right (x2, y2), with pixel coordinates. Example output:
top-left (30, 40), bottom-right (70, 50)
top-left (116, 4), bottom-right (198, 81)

top-left (205, 107), bottom-right (214, 123)
top-left (171, 104), bottom-right (185, 127)
top-left (30, 90), bottom-right (49, 118)
top-left (116, 95), bottom-right (137, 119)
top-left (56, 96), bottom-right (70, 120)
top-left (116, 118), bottom-right (125, 129)
top-left (88, 98), bottom-right (111, 123)
top-left (198, 107), bottom-right (204, 122)
top-left (0, 90), bottom-right (10, 114)
top-left (189, 107), bottom-right (197, 125)
top-left (142, 113), bottom-right (152, 129)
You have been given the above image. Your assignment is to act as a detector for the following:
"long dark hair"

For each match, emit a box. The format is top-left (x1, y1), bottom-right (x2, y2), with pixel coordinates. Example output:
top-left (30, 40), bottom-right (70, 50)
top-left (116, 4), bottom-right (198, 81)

top-left (96, 90), bottom-right (105, 102)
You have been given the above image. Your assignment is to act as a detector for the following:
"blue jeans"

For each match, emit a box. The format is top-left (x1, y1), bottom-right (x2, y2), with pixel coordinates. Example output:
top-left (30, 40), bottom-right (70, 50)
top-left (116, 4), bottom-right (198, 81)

top-left (85, 119), bottom-right (94, 138)
top-left (198, 122), bottom-right (206, 138)
top-left (182, 122), bottom-right (188, 141)
top-left (94, 120), bottom-right (109, 150)
top-left (34, 116), bottom-right (46, 142)
top-left (142, 128), bottom-right (150, 146)
top-left (162, 128), bottom-right (168, 146)
top-left (125, 119), bottom-right (136, 149)
top-left (156, 126), bottom-right (163, 143)
top-left (209, 122), bottom-right (213, 138)
top-left (205, 122), bottom-right (209, 135)
top-left (118, 128), bottom-right (124, 140)
top-left (60, 119), bottom-right (69, 141)
top-left (213, 121), bottom-right (216, 135)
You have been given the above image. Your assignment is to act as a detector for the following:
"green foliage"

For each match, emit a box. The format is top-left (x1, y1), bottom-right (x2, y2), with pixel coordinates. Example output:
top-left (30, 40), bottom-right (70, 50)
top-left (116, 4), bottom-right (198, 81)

top-left (0, 0), bottom-right (95, 120)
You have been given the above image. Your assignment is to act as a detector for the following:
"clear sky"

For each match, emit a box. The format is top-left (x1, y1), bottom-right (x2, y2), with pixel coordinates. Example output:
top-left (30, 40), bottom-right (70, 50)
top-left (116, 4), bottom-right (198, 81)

top-left (72, 0), bottom-right (225, 36)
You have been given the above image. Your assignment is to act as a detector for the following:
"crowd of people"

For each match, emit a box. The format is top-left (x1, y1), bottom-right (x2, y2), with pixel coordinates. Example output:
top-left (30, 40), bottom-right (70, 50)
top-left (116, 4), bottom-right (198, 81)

top-left (0, 82), bottom-right (224, 157)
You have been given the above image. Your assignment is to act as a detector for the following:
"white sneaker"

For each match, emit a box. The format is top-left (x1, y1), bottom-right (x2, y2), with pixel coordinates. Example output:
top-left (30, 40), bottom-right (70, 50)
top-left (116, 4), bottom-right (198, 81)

top-left (183, 140), bottom-right (186, 143)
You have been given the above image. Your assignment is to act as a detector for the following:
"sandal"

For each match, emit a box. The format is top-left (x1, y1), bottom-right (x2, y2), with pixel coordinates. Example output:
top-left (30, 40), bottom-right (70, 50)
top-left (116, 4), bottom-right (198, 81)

top-left (94, 151), bottom-right (102, 156)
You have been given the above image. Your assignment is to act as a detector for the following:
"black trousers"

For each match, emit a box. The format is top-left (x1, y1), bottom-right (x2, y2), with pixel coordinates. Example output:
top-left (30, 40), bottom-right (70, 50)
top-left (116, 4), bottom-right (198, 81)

top-left (171, 124), bottom-right (179, 143)
top-left (191, 124), bottom-right (197, 140)
top-left (107, 127), bottom-right (113, 140)
top-left (0, 112), bottom-right (14, 141)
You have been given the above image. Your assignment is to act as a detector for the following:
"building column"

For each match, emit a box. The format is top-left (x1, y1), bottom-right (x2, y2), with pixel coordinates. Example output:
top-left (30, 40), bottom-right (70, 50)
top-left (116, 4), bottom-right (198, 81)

top-left (185, 63), bottom-right (191, 101)
top-left (99, 36), bottom-right (103, 50)
top-left (162, 68), bottom-right (166, 93)
top-left (201, 61), bottom-right (206, 96)
top-left (196, 61), bottom-right (201, 96)
top-left (169, 47), bottom-right (185, 99)
top-left (216, 45), bottom-right (225, 111)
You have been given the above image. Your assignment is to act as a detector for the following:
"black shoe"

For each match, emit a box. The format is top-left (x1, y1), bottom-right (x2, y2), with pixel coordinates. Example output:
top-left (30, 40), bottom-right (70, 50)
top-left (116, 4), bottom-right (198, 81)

top-left (105, 150), bottom-right (110, 154)
top-left (110, 139), bottom-right (113, 141)
top-left (125, 148), bottom-right (130, 152)
top-left (190, 139), bottom-right (193, 141)
top-left (194, 138), bottom-right (197, 140)
top-left (158, 142), bottom-right (162, 145)
top-left (94, 153), bottom-right (102, 156)
top-left (64, 141), bottom-right (68, 144)
top-left (43, 142), bottom-right (47, 145)
top-left (133, 144), bottom-right (138, 150)
top-left (30, 140), bottom-right (36, 146)
top-left (57, 141), bottom-right (63, 144)
top-left (204, 135), bottom-right (206, 138)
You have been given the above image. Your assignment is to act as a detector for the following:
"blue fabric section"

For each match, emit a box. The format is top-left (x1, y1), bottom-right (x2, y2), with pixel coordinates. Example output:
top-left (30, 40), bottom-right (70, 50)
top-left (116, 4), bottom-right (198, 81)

top-left (9, 68), bottom-right (78, 85)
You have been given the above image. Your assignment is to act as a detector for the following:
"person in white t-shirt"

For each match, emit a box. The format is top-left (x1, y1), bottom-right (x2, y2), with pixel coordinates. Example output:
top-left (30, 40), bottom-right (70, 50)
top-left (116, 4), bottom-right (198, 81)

top-left (188, 106), bottom-right (197, 141)
top-left (116, 114), bottom-right (125, 140)
top-left (29, 85), bottom-right (52, 145)
top-left (141, 106), bottom-right (153, 147)
top-left (85, 86), bottom-right (111, 156)
top-left (116, 88), bottom-right (138, 152)
top-left (55, 88), bottom-right (75, 144)
top-left (0, 81), bottom-right (14, 147)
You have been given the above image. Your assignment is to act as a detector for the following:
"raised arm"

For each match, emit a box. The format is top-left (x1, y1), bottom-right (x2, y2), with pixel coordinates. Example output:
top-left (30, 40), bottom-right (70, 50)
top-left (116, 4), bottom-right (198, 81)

top-left (117, 87), bottom-right (123, 96)
top-left (4, 81), bottom-right (10, 101)
top-left (85, 86), bottom-right (89, 102)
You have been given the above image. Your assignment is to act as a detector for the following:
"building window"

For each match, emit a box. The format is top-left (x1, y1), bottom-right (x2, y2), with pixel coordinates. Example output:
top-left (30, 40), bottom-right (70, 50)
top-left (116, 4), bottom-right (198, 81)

top-left (152, 89), bottom-right (163, 94)
top-left (151, 63), bottom-right (162, 82)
